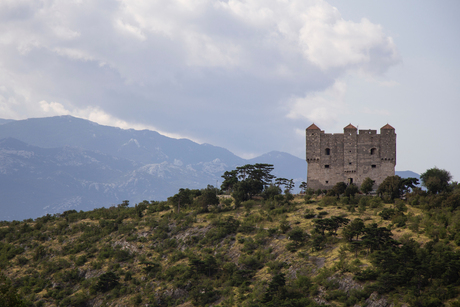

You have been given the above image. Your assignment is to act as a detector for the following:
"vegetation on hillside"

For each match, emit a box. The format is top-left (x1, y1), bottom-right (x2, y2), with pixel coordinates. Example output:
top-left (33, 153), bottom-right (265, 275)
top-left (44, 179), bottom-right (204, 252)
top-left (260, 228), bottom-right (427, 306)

top-left (0, 166), bottom-right (459, 306)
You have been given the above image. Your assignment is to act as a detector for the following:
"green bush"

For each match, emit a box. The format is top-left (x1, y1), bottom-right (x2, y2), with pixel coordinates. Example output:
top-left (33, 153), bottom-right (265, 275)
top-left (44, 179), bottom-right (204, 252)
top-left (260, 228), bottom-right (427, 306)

top-left (369, 197), bottom-right (384, 208)
top-left (75, 255), bottom-right (87, 266)
top-left (92, 272), bottom-right (119, 293)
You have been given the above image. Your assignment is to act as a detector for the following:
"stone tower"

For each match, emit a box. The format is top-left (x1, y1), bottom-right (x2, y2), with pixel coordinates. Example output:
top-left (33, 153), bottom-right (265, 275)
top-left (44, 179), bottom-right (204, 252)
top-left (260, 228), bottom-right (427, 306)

top-left (306, 123), bottom-right (396, 190)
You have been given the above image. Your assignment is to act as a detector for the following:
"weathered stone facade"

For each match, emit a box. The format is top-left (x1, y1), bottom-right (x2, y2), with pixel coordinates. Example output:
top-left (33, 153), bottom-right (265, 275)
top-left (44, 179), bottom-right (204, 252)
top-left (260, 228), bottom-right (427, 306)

top-left (306, 123), bottom-right (396, 190)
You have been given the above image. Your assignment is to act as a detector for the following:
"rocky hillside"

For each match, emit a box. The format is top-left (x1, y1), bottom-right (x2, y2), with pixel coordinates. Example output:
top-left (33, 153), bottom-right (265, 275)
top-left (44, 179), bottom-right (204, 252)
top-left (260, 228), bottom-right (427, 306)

top-left (2, 183), bottom-right (460, 306)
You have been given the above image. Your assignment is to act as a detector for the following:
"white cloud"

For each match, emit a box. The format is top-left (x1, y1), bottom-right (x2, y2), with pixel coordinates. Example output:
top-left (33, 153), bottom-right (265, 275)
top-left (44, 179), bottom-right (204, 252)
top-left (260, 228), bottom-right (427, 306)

top-left (115, 19), bottom-right (146, 41)
top-left (52, 47), bottom-right (95, 61)
top-left (42, 102), bottom-right (193, 140)
top-left (39, 100), bottom-right (70, 115)
top-left (286, 80), bottom-right (348, 127)
top-left (0, 0), bottom-right (398, 79)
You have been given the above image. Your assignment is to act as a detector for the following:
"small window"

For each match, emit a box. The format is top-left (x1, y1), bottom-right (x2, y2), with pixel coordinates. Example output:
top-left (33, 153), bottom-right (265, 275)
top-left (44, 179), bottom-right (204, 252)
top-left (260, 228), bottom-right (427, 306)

top-left (325, 165), bottom-right (330, 168)
top-left (370, 148), bottom-right (376, 155)
top-left (349, 162), bottom-right (352, 165)
top-left (326, 181), bottom-right (329, 184)
top-left (371, 165), bottom-right (376, 168)
top-left (325, 148), bottom-right (331, 155)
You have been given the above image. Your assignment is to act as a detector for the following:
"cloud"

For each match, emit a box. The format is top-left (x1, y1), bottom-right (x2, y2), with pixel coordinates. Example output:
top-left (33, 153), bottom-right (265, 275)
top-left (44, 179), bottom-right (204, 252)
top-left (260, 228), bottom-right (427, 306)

top-left (37, 100), bottom-right (192, 140)
top-left (286, 80), bottom-right (348, 127)
top-left (39, 101), bottom-right (70, 115)
top-left (0, 0), bottom-right (400, 158)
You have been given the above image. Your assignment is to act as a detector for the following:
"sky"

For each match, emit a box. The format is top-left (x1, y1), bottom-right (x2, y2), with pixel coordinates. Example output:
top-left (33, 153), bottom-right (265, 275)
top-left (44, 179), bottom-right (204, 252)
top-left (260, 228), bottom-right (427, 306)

top-left (0, 0), bottom-right (459, 180)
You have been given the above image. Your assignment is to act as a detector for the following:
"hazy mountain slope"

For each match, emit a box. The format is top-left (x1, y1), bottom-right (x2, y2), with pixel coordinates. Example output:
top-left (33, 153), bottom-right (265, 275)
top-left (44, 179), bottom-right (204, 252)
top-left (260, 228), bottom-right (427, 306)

top-left (0, 116), bottom-right (244, 166)
top-left (0, 118), bottom-right (15, 125)
top-left (395, 170), bottom-right (420, 179)
top-left (0, 138), bottom-right (135, 220)
top-left (0, 137), bottom-right (233, 220)
top-left (0, 116), bottom-right (250, 220)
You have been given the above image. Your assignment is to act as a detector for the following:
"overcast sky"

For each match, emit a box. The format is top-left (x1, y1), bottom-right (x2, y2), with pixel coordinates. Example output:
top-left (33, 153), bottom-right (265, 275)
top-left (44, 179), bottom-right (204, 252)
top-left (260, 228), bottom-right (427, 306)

top-left (0, 0), bottom-right (459, 180)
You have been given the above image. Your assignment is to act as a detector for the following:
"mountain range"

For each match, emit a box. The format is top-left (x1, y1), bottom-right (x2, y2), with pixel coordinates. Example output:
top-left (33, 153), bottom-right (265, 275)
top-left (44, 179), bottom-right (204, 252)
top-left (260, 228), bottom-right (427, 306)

top-left (0, 116), bottom-right (418, 221)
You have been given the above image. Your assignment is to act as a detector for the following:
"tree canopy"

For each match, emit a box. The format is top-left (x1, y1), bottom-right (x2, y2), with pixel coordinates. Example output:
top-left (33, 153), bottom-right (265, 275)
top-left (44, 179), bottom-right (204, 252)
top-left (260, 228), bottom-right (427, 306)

top-left (221, 164), bottom-right (278, 201)
top-left (420, 167), bottom-right (452, 194)
top-left (360, 177), bottom-right (374, 195)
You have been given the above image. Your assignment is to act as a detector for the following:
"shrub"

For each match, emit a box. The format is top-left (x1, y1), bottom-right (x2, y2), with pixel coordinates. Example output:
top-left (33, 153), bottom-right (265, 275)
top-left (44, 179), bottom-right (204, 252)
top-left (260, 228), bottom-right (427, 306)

top-left (321, 196), bottom-right (337, 207)
top-left (75, 255), bottom-right (87, 266)
top-left (379, 208), bottom-right (396, 220)
top-left (92, 272), bottom-right (119, 293)
top-left (262, 185), bottom-right (282, 200)
top-left (369, 197), bottom-right (384, 208)
top-left (242, 200), bottom-right (256, 211)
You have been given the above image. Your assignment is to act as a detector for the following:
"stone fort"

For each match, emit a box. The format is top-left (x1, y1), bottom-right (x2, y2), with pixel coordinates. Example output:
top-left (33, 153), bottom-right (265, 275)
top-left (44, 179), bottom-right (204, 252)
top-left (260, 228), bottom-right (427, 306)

top-left (306, 123), bottom-right (396, 190)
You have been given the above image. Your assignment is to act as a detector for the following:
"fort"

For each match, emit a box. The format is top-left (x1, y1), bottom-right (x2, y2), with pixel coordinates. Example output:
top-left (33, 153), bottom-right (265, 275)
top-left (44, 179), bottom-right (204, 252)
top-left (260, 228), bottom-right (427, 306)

top-left (306, 123), bottom-right (396, 190)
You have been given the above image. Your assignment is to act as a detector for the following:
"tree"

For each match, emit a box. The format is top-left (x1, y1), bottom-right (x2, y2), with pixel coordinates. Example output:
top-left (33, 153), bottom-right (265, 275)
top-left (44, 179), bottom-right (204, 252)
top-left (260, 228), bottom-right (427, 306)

top-left (361, 223), bottom-right (397, 253)
top-left (361, 177), bottom-right (374, 195)
top-left (400, 177), bottom-right (419, 194)
top-left (195, 186), bottom-right (219, 212)
top-left (227, 164), bottom-right (276, 201)
top-left (288, 227), bottom-right (308, 243)
top-left (285, 179), bottom-right (295, 194)
top-left (342, 218), bottom-right (365, 242)
top-left (0, 273), bottom-right (25, 307)
top-left (168, 188), bottom-right (201, 208)
top-left (249, 163), bottom-right (275, 187)
top-left (236, 163), bottom-right (275, 188)
top-left (345, 183), bottom-right (359, 198)
top-left (261, 184), bottom-right (282, 200)
top-left (332, 182), bottom-right (347, 198)
top-left (262, 273), bottom-right (287, 304)
top-left (377, 176), bottom-right (403, 200)
top-left (221, 170), bottom-right (238, 193)
top-left (275, 178), bottom-right (295, 194)
top-left (92, 272), bottom-right (119, 293)
top-left (420, 167), bottom-right (452, 194)
top-left (314, 216), bottom-right (349, 236)
top-left (299, 182), bottom-right (308, 194)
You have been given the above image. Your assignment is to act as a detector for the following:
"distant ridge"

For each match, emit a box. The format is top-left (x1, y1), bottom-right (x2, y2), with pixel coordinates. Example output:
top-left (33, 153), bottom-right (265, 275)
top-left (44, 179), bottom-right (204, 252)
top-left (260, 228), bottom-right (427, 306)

top-left (396, 170), bottom-right (420, 179)
top-left (0, 116), bottom-right (306, 220)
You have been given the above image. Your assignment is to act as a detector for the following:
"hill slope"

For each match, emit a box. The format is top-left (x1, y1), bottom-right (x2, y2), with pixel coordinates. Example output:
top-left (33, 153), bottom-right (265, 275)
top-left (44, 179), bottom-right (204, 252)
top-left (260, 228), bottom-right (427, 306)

top-left (1, 186), bottom-right (460, 307)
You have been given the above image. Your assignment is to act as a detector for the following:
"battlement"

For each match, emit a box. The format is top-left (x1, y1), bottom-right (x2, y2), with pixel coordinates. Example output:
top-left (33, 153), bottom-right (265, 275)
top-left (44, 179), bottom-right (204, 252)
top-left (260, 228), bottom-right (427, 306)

top-left (305, 123), bottom-right (396, 190)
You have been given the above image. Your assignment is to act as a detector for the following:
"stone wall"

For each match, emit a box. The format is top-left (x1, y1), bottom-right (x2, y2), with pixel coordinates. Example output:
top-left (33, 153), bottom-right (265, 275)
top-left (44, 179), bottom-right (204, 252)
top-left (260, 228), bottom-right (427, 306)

top-left (306, 124), bottom-right (396, 190)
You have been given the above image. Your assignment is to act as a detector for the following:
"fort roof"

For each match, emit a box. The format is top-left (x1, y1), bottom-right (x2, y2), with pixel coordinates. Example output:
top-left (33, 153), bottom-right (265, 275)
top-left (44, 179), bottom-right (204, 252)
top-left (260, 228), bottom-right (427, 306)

top-left (381, 124), bottom-right (395, 130)
top-left (344, 123), bottom-right (357, 129)
top-left (306, 123), bottom-right (321, 130)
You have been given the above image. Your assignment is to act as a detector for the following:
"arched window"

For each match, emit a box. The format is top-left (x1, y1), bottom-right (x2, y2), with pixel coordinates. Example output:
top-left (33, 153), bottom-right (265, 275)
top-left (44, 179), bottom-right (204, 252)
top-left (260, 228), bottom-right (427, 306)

top-left (370, 148), bottom-right (376, 155)
top-left (325, 148), bottom-right (331, 155)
